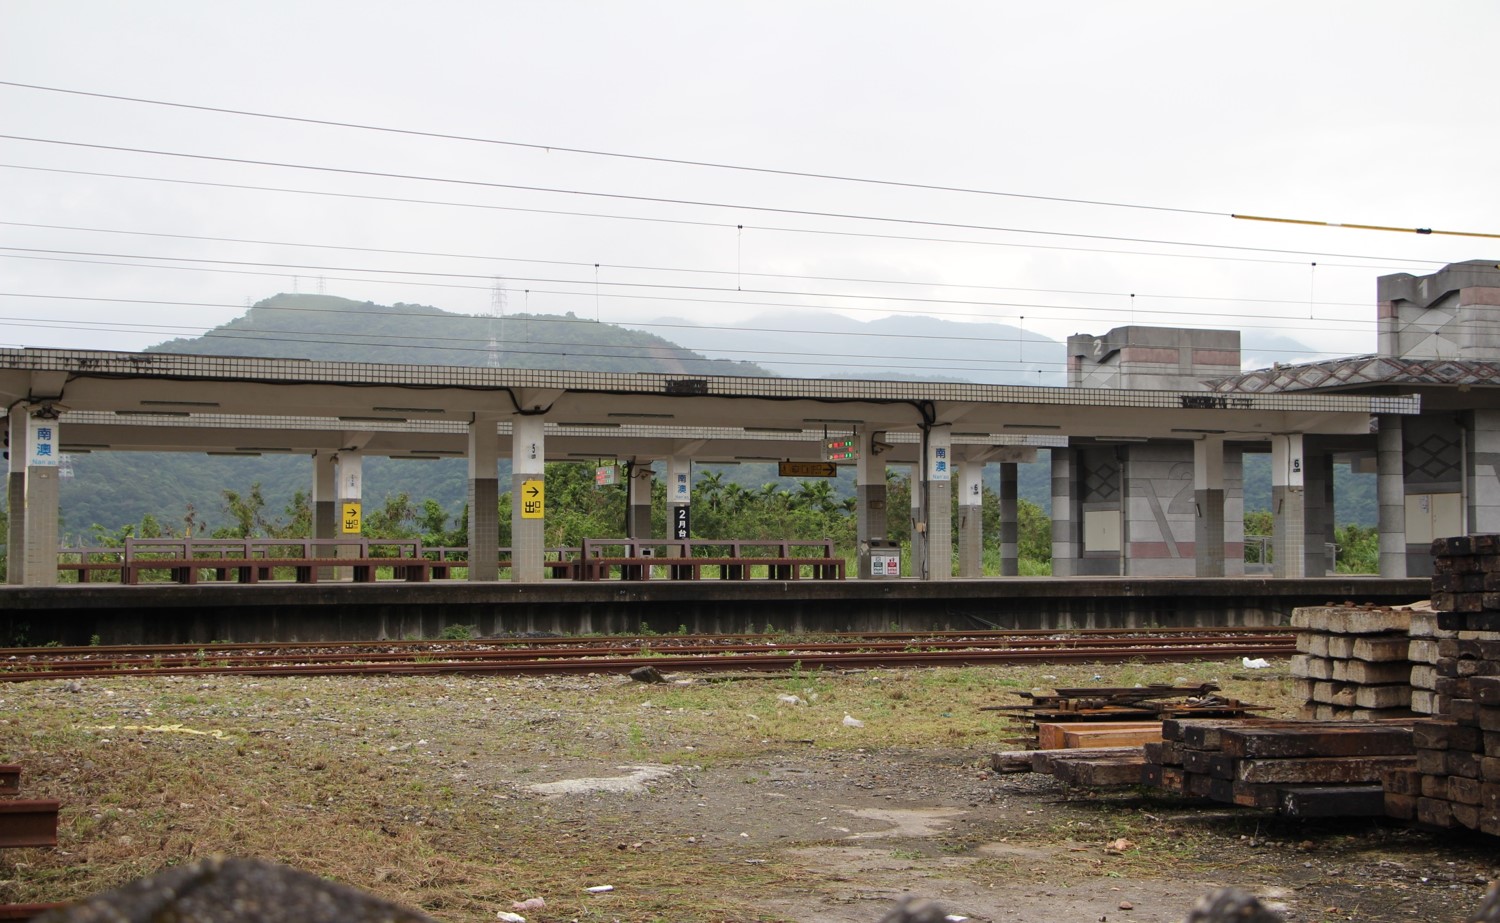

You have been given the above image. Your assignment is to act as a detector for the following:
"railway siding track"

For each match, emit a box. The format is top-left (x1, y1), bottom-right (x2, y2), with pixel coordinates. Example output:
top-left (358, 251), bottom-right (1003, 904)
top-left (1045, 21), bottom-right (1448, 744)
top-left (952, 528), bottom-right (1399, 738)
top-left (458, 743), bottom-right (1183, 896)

top-left (0, 629), bottom-right (1293, 681)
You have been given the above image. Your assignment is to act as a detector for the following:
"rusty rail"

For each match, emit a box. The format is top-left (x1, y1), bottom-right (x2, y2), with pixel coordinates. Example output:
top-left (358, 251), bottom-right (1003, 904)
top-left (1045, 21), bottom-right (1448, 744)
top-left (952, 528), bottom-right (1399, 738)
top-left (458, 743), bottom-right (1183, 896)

top-left (0, 800), bottom-right (60, 849)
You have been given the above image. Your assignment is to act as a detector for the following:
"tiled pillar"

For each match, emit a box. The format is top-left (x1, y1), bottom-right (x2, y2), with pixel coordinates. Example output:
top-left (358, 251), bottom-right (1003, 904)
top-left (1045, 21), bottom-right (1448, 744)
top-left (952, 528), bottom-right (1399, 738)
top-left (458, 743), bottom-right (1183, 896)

top-left (22, 414), bottom-right (60, 587)
top-left (335, 452), bottom-right (363, 566)
top-left (509, 415), bottom-right (545, 583)
top-left (1302, 449), bottom-right (1335, 577)
top-left (1377, 416), bottom-right (1406, 578)
top-left (1271, 434), bottom-right (1306, 578)
top-left (924, 426), bottom-right (953, 580)
top-left (1051, 447), bottom-right (1079, 578)
top-left (7, 411), bottom-right (26, 585)
top-left (998, 462), bottom-right (1019, 576)
top-left (628, 460), bottom-right (654, 539)
top-left (855, 430), bottom-right (889, 578)
top-left (1194, 437), bottom-right (1225, 577)
top-left (957, 459), bottom-right (983, 577)
top-left (1466, 409), bottom-right (1500, 534)
top-left (312, 451), bottom-right (338, 577)
top-left (467, 413), bottom-right (501, 581)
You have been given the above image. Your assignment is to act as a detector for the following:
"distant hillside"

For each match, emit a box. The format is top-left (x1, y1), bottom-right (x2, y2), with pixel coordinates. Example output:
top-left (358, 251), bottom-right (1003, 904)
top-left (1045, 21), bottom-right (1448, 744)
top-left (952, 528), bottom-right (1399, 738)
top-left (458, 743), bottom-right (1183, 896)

top-left (149, 294), bottom-right (774, 376)
top-left (633, 312), bottom-right (1065, 385)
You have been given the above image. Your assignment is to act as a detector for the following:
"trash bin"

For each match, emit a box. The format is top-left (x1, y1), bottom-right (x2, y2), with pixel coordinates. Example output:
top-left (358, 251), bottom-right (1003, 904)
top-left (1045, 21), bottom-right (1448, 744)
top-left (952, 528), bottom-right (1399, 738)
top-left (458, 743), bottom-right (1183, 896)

top-left (860, 538), bottom-right (901, 578)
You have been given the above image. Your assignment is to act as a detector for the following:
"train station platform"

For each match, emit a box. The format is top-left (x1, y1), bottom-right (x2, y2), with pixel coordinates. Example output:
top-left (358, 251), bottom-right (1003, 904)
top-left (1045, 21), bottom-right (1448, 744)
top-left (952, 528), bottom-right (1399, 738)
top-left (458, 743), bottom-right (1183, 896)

top-left (0, 576), bottom-right (1431, 646)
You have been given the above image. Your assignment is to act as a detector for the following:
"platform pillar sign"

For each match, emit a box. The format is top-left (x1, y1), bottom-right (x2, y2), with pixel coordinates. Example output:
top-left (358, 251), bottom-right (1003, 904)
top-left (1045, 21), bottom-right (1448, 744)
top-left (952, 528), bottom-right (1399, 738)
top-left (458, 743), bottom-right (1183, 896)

top-left (521, 479), bottom-right (545, 519)
top-left (27, 418), bottom-right (58, 467)
top-left (341, 501), bottom-right (362, 534)
top-left (673, 505), bottom-right (690, 540)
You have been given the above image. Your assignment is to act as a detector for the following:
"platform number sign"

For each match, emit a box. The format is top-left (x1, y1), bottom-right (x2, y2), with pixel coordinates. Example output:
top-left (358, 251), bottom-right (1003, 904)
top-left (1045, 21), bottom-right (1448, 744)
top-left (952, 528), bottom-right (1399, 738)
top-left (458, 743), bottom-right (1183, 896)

top-left (521, 479), bottom-right (545, 519)
top-left (341, 501), bottom-right (362, 534)
top-left (673, 506), bottom-right (690, 540)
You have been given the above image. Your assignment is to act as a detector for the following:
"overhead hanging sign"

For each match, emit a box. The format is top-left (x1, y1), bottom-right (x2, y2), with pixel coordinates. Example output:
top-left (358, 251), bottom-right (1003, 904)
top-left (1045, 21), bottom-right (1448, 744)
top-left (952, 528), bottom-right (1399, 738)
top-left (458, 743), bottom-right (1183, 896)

top-left (779, 461), bottom-right (837, 478)
top-left (595, 465), bottom-right (619, 486)
top-left (824, 435), bottom-right (858, 462)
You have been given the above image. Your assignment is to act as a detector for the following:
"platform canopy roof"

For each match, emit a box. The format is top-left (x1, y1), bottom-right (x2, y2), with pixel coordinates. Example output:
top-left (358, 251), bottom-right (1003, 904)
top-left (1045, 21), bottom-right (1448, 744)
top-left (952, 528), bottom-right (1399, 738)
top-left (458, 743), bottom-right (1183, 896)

top-left (0, 348), bottom-right (1419, 463)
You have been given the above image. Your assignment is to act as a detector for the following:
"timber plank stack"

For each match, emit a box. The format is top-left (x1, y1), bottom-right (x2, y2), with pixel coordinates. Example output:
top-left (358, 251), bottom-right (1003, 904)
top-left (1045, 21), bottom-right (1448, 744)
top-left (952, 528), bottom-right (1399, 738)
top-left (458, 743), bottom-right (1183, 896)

top-left (1388, 534), bottom-right (1500, 833)
top-left (1290, 605), bottom-right (1415, 720)
top-left (1144, 718), bottom-right (1415, 816)
top-left (985, 684), bottom-right (1260, 749)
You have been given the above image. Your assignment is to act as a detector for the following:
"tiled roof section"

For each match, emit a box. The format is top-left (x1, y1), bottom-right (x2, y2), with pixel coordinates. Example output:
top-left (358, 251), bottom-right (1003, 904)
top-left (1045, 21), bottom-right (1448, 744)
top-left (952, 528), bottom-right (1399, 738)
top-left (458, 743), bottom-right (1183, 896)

top-left (5, 347), bottom-right (1419, 415)
top-left (1207, 355), bottom-right (1500, 393)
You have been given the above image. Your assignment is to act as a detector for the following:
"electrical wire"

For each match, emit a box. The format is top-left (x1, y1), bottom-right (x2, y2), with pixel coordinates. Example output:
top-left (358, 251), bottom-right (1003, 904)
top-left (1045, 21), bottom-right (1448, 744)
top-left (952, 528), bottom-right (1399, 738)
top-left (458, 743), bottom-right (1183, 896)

top-left (0, 163), bottom-right (1440, 272)
top-left (0, 219), bottom-right (1379, 309)
top-left (0, 79), bottom-right (1228, 218)
top-left (0, 253), bottom-right (1387, 339)
top-left (0, 134), bottom-right (1463, 265)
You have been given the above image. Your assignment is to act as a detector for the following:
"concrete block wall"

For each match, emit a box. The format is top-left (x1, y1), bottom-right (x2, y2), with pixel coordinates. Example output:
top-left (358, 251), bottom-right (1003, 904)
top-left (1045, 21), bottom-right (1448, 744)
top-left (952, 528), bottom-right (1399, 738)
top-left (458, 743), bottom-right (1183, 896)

top-left (1122, 443), bottom-right (1196, 576)
top-left (1377, 260), bottom-right (1500, 360)
top-left (1067, 326), bottom-right (1241, 391)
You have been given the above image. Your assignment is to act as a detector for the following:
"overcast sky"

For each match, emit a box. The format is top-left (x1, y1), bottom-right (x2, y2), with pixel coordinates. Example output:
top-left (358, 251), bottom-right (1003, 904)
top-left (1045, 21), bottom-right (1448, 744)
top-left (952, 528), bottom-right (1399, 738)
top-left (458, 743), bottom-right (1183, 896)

top-left (3, 1), bottom-right (1497, 381)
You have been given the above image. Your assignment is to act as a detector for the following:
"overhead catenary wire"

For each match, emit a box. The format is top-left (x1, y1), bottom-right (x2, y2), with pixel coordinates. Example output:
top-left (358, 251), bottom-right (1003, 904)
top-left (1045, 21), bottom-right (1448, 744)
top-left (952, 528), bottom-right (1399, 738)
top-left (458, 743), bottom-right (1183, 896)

top-left (9, 81), bottom-right (1495, 241)
top-left (0, 164), bottom-right (1444, 273)
top-left (0, 219), bottom-right (1382, 309)
top-left (0, 253), bottom-right (1390, 340)
top-left (0, 79), bottom-right (1229, 218)
top-left (0, 135), bottom-right (1469, 265)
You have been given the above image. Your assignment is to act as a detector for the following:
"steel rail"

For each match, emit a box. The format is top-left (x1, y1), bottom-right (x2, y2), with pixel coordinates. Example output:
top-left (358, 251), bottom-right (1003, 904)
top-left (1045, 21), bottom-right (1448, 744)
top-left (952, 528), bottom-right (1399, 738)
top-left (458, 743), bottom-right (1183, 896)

top-left (0, 626), bottom-right (1294, 659)
top-left (1, 635), bottom-right (1293, 674)
top-left (0, 640), bottom-right (1293, 681)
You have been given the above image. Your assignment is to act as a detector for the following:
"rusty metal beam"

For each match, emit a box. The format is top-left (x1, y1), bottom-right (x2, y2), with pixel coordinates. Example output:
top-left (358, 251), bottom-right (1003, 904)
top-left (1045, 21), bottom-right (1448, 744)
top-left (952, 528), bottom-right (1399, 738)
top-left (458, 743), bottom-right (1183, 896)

top-left (0, 800), bottom-right (59, 849)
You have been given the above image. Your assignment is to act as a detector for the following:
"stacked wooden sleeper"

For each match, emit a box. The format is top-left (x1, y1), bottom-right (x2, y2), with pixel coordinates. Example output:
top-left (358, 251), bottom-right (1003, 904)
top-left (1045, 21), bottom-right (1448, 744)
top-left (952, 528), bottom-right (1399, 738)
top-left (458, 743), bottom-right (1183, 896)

top-left (1290, 606), bottom-right (1416, 720)
top-left (1146, 718), bottom-right (1415, 817)
top-left (1388, 534), bottom-right (1500, 832)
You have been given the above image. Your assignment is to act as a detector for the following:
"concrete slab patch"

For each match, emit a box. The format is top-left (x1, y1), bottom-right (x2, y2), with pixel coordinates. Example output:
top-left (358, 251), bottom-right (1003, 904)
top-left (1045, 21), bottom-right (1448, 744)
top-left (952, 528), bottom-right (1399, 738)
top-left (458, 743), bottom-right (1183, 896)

top-left (842, 806), bottom-right (966, 839)
top-left (524, 764), bottom-right (676, 797)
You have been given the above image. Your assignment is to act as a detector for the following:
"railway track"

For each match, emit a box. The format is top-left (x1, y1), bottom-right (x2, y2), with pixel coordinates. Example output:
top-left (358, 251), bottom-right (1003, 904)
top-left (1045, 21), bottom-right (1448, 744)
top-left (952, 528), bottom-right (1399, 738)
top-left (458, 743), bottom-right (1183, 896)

top-left (0, 628), bottom-right (1293, 681)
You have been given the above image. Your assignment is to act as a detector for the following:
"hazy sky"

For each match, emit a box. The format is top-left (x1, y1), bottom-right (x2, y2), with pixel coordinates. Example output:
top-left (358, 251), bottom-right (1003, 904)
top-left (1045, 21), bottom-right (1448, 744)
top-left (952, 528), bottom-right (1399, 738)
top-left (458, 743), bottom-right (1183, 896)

top-left (4, 2), bottom-right (1497, 380)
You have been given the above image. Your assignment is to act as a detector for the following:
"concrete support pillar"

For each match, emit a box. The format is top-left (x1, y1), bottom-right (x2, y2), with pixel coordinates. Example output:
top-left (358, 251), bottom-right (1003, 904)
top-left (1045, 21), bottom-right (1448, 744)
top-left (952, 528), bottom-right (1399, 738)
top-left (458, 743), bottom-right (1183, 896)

top-left (1303, 449), bottom-right (1335, 577)
top-left (908, 463), bottom-right (925, 576)
top-left (1051, 447), bottom-right (1079, 577)
top-left (312, 451), bottom-right (338, 578)
top-left (467, 413), bottom-right (501, 581)
top-left (667, 455), bottom-right (691, 541)
top-left (7, 411), bottom-right (27, 585)
top-left (22, 414), bottom-right (60, 587)
top-left (1193, 437), bottom-right (1226, 577)
top-left (627, 460), bottom-right (654, 539)
top-left (312, 451), bottom-right (338, 542)
top-left (1376, 416), bottom-right (1406, 578)
top-left (335, 452), bottom-right (363, 567)
top-left (998, 462), bottom-right (1019, 576)
top-left (1466, 409), bottom-right (1500, 534)
top-left (855, 429), bottom-right (890, 578)
top-left (957, 459), bottom-right (984, 577)
top-left (1225, 445), bottom-right (1246, 577)
top-left (923, 426), bottom-right (953, 580)
top-left (1271, 434), bottom-right (1306, 578)
top-left (509, 415), bottom-right (546, 583)
top-left (666, 457), bottom-right (691, 578)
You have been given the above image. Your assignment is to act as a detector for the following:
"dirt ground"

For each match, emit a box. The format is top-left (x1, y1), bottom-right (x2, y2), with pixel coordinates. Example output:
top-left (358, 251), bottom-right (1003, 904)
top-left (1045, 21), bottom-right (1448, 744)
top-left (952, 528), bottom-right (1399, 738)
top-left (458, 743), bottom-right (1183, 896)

top-left (4, 665), bottom-right (1500, 922)
top-left (504, 748), bottom-right (1498, 923)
